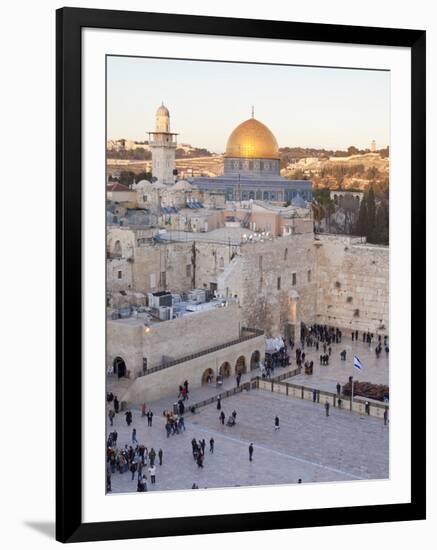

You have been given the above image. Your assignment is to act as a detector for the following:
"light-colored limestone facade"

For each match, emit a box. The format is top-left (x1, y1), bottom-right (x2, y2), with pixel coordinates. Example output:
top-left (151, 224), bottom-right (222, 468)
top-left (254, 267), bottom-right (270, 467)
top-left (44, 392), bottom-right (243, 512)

top-left (107, 302), bottom-right (264, 403)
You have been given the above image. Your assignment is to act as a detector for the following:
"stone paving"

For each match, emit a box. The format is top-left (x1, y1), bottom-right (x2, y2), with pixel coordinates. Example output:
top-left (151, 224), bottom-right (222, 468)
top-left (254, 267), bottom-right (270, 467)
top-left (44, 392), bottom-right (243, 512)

top-left (288, 333), bottom-right (389, 394)
top-left (108, 387), bottom-right (389, 494)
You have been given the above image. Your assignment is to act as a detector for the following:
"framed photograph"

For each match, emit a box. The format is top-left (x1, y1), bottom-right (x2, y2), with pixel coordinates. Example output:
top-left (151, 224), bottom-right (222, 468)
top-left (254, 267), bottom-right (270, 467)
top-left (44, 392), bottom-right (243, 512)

top-left (56, 7), bottom-right (426, 543)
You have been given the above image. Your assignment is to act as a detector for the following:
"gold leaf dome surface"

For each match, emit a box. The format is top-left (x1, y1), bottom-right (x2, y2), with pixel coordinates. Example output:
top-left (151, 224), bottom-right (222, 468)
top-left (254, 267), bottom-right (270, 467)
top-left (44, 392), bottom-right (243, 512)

top-left (225, 118), bottom-right (279, 160)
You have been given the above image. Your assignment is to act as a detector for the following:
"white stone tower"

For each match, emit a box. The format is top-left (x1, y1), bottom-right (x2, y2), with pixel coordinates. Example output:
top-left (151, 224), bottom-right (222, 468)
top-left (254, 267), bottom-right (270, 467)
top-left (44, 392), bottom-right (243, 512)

top-left (370, 139), bottom-right (377, 153)
top-left (148, 103), bottom-right (178, 185)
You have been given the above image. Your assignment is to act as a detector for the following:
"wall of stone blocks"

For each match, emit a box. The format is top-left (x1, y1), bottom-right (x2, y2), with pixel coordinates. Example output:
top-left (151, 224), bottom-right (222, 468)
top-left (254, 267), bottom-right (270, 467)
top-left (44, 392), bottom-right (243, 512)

top-left (107, 303), bottom-right (243, 376)
top-left (217, 233), bottom-right (318, 337)
top-left (314, 235), bottom-right (389, 333)
top-left (121, 334), bottom-right (265, 404)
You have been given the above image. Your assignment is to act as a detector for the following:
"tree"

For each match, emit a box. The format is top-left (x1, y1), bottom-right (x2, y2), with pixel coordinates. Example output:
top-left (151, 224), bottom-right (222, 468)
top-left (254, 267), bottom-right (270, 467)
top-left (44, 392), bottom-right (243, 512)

top-left (366, 186), bottom-right (376, 242)
top-left (374, 203), bottom-right (389, 244)
top-left (356, 197), bottom-right (368, 237)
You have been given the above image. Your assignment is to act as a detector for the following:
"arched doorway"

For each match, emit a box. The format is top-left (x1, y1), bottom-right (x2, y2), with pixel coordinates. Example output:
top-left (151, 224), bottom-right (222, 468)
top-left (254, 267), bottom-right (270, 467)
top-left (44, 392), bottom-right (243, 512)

top-left (201, 368), bottom-right (214, 385)
top-left (219, 362), bottom-right (231, 378)
top-left (113, 356), bottom-right (126, 378)
top-left (250, 350), bottom-right (261, 370)
top-left (235, 356), bottom-right (246, 375)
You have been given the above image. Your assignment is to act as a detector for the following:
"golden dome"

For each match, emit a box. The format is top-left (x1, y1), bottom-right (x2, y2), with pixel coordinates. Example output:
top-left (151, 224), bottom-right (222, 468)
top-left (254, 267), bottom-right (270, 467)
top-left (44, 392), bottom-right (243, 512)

top-left (225, 117), bottom-right (279, 160)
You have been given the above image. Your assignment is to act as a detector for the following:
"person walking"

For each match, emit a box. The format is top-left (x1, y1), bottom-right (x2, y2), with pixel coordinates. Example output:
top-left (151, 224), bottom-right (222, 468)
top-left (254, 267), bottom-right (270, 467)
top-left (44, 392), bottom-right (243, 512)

top-left (274, 416), bottom-right (280, 430)
top-left (249, 443), bottom-right (254, 462)
top-left (108, 409), bottom-right (115, 426)
top-left (125, 410), bottom-right (132, 427)
top-left (149, 448), bottom-right (156, 467)
top-left (336, 383), bottom-right (341, 396)
top-left (383, 408), bottom-right (388, 426)
top-left (220, 411), bottom-right (225, 425)
top-left (209, 437), bottom-right (215, 453)
top-left (148, 464), bottom-right (156, 484)
top-left (313, 389), bottom-right (317, 403)
top-left (325, 401), bottom-right (330, 417)
top-left (132, 428), bottom-right (137, 445)
top-left (158, 448), bottom-right (163, 466)
top-left (114, 396), bottom-right (119, 413)
top-left (236, 373), bottom-right (241, 388)
top-left (217, 396), bottom-right (221, 410)
top-left (130, 460), bottom-right (138, 481)
top-left (141, 403), bottom-right (146, 417)
top-left (147, 410), bottom-right (154, 427)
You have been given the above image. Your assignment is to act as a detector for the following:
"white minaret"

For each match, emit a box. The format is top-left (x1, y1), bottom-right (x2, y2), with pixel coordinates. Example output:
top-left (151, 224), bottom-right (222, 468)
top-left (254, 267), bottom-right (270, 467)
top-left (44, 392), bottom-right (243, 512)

top-left (148, 103), bottom-right (178, 185)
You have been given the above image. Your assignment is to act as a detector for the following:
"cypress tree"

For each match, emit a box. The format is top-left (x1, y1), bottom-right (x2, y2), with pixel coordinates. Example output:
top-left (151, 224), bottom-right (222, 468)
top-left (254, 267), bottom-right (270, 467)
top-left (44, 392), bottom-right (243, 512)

top-left (367, 186), bottom-right (376, 243)
top-left (356, 198), bottom-right (368, 237)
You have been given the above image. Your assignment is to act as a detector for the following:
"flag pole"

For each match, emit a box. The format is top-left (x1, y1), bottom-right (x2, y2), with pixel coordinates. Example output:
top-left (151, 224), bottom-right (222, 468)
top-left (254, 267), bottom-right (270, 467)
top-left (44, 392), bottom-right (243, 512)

top-left (350, 376), bottom-right (354, 411)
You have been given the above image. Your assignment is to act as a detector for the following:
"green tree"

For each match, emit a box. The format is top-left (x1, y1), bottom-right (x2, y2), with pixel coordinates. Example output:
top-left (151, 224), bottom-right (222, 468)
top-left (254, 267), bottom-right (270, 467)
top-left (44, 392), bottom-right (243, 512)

top-left (374, 203), bottom-right (389, 244)
top-left (356, 197), bottom-right (368, 237)
top-left (366, 186), bottom-right (376, 242)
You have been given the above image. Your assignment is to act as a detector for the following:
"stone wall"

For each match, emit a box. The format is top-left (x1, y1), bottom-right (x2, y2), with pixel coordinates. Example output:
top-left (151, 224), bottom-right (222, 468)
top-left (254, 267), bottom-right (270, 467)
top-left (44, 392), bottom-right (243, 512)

top-left (120, 333), bottom-right (265, 403)
top-left (314, 235), bottom-right (389, 333)
top-left (107, 303), bottom-right (243, 376)
top-left (217, 232), bottom-right (318, 337)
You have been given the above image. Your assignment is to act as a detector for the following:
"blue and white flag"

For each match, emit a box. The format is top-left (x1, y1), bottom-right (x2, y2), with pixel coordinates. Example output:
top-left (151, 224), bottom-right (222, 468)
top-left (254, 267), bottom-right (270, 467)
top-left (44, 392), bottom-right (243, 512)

top-left (354, 355), bottom-right (363, 370)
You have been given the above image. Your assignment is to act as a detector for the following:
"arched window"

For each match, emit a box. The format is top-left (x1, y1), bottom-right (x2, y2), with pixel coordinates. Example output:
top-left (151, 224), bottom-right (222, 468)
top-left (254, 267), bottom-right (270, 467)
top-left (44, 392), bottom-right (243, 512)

top-left (219, 257), bottom-right (225, 271)
top-left (113, 240), bottom-right (122, 258)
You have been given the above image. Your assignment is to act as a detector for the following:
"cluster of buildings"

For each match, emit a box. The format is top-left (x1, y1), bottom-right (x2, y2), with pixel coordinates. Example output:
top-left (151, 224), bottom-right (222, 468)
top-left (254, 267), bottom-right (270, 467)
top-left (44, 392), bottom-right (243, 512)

top-left (106, 104), bottom-right (389, 404)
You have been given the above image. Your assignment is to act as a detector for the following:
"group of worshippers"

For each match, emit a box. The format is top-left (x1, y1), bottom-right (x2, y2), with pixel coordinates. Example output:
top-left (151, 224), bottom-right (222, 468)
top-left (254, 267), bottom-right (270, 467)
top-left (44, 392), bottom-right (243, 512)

top-left (163, 409), bottom-right (186, 437)
top-left (191, 437), bottom-right (215, 468)
top-left (106, 437), bottom-right (162, 492)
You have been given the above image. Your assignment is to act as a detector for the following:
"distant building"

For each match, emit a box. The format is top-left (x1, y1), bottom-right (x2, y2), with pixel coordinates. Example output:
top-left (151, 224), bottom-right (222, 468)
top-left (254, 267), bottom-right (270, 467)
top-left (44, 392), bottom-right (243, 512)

top-left (370, 140), bottom-right (377, 152)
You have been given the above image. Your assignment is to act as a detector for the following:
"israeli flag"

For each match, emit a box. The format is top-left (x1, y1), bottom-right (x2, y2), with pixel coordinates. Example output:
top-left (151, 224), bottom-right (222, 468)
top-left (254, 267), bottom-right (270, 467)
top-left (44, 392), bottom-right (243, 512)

top-left (354, 355), bottom-right (363, 370)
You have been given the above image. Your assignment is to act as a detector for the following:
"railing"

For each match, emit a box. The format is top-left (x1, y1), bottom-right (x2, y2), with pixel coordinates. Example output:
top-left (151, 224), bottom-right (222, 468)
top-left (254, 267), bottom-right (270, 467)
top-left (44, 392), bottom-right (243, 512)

top-left (186, 366), bottom-right (301, 413)
top-left (257, 377), bottom-right (389, 419)
top-left (141, 327), bottom-right (264, 376)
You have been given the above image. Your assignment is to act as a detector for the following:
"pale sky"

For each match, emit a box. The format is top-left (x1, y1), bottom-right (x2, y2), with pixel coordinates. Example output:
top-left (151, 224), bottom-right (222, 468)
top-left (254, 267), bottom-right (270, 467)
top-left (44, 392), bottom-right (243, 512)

top-left (107, 55), bottom-right (390, 153)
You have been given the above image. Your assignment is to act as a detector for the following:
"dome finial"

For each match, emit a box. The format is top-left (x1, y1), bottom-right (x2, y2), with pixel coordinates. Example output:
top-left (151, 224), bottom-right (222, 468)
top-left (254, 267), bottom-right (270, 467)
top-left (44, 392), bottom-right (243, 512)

top-left (251, 105), bottom-right (254, 118)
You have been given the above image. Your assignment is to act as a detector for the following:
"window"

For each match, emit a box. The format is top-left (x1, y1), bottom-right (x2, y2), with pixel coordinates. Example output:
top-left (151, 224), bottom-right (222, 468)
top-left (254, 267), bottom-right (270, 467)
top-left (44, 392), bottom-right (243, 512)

top-left (307, 269), bottom-right (311, 282)
top-left (292, 272), bottom-right (297, 286)
top-left (117, 270), bottom-right (122, 279)
top-left (186, 264), bottom-right (191, 278)
top-left (277, 277), bottom-right (281, 290)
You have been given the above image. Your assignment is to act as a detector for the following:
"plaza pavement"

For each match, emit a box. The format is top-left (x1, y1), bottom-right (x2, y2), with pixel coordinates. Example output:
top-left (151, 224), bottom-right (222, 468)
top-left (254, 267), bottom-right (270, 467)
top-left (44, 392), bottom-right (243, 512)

top-left (108, 387), bottom-right (389, 494)
top-left (288, 332), bottom-right (389, 394)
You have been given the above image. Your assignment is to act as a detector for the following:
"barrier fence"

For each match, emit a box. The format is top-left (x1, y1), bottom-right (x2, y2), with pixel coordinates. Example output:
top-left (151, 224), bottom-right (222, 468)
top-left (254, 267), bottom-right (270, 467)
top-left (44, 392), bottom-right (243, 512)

top-left (256, 377), bottom-right (389, 419)
top-left (140, 327), bottom-right (264, 377)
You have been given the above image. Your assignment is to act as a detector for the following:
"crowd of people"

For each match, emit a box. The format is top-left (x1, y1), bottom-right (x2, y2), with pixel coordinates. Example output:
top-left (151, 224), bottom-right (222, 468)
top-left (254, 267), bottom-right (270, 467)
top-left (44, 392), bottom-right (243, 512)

top-left (105, 324), bottom-right (389, 493)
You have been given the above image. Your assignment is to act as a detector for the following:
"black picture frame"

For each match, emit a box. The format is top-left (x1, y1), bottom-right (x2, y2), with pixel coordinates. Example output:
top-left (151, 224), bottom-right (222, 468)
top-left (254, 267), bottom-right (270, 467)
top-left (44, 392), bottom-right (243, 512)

top-left (56, 7), bottom-right (426, 543)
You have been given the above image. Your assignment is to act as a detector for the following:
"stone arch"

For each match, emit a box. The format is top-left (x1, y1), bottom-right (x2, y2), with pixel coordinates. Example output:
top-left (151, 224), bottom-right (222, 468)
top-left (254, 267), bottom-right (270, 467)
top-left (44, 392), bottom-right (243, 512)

top-left (219, 361), bottom-right (231, 378)
top-left (250, 350), bottom-right (261, 370)
top-left (235, 355), bottom-right (247, 375)
top-left (201, 368), bottom-right (215, 385)
top-left (113, 356), bottom-right (126, 378)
